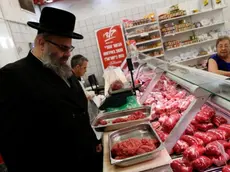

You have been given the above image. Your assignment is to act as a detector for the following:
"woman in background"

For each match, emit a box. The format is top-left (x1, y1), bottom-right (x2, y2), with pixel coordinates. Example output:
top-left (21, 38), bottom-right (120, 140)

top-left (208, 36), bottom-right (230, 76)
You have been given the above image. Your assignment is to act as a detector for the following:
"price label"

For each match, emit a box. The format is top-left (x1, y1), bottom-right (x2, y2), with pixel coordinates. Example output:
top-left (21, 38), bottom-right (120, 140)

top-left (140, 32), bottom-right (149, 37)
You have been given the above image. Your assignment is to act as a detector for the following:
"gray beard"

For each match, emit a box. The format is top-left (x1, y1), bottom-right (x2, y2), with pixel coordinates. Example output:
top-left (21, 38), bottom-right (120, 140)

top-left (41, 52), bottom-right (72, 80)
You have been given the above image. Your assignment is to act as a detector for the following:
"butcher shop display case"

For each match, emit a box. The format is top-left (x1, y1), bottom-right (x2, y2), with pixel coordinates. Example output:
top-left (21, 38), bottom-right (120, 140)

top-left (137, 53), bottom-right (230, 172)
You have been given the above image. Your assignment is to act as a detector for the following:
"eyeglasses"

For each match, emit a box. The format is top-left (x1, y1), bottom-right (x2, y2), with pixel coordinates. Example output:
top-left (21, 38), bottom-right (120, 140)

top-left (45, 40), bottom-right (75, 53)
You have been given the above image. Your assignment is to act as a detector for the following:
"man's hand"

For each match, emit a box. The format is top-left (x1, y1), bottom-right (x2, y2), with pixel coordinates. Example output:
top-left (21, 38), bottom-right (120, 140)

top-left (96, 144), bottom-right (102, 153)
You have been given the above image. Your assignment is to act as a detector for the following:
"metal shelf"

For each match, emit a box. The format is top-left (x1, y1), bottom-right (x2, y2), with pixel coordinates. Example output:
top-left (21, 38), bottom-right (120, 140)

top-left (159, 6), bottom-right (227, 24)
top-left (163, 22), bottom-right (225, 37)
top-left (139, 46), bottom-right (163, 53)
top-left (127, 29), bottom-right (159, 39)
top-left (166, 38), bottom-right (217, 52)
top-left (136, 38), bottom-right (161, 46)
top-left (125, 21), bottom-right (158, 30)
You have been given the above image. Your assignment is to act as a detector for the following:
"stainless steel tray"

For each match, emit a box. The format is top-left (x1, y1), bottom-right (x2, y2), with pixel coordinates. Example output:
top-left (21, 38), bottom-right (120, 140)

top-left (92, 106), bottom-right (151, 132)
top-left (108, 122), bottom-right (164, 167)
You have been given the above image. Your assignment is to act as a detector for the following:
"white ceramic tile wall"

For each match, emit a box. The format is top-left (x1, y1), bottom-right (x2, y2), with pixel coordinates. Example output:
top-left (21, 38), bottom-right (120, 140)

top-left (43, 0), bottom-right (230, 85)
top-left (0, 0), bottom-right (40, 66)
top-left (8, 21), bottom-right (37, 59)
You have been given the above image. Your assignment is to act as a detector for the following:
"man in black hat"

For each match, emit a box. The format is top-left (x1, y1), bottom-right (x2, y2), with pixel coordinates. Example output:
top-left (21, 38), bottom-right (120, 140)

top-left (0, 7), bottom-right (102, 172)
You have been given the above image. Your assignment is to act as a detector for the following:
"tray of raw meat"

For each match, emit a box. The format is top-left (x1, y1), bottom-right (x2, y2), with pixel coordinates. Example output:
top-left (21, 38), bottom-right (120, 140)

top-left (92, 106), bottom-right (151, 132)
top-left (108, 122), bottom-right (163, 167)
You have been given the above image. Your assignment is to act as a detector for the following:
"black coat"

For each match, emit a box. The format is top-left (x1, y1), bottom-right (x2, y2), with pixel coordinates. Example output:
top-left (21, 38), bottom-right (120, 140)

top-left (0, 52), bottom-right (101, 172)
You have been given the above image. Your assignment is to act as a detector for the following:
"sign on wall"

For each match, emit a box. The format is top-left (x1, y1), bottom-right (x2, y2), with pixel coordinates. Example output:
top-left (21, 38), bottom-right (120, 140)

top-left (95, 24), bottom-right (127, 70)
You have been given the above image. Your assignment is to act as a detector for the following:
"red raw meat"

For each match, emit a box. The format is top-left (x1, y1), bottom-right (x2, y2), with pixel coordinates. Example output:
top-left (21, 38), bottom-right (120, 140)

top-left (183, 145), bottom-right (205, 161)
top-left (158, 115), bottom-right (168, 125)
top-left (151, 121), bottom-right (161, 130)
top-left (211, 153), bottom-right (229, 166)
top-left (155, 103), bottom-right (166, 114)
top-left (205, 140), bottom-right (230, 156)
top-left (194, 132), bottom-right (217, 145)
top-left (144, 96), bottom-right (155, 105)
top-left (173, 140), bottom-right (189, 154)
top-left (162, 112), bottom-right (181, 133)
top-left (191, 119), bottom-right (198, 125)
top-left (219, 124), bottom-right (230, 138)
top-left (196, 123), bottom-right (214, 132)
top-left (110, 80), bottom-right (124, 91)
top-left (212, 115), bottom-right (227, 127)
top-left (111, 138), bottom-right (158, 159)
top-left (112, 117), bottom-right (127, 124)
top-left (191, 156), bottom-right (212, 171)
top-left (185, 124), bottom-right (196, 135)
top-left (185, 95), bottom-right (195, 102)
top-left (98, 119), bottom-right (107, 125)
top-left (179, 99), bottom-right (191, 112)
top-left (181, 135), bottom-right (204, 146)
top-left (223, 165), bottom-right (230, 172)
top-left (207, 129), bottom-right (228, 140)
top-left (171, 159), bottom-right (193, 172)
top-left (173, 90), bottom-right (187, 99)
top-left (195, 105), bottom-right (215, 123)
top-left (156, 130), bottom-right (168, 142)
top-left (165, 101), bottom-right (179, 113)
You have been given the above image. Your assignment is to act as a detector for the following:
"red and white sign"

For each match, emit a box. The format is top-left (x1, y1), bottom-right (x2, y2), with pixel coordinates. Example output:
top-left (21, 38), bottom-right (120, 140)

top-left (96, 24), bottom-right (127, 70)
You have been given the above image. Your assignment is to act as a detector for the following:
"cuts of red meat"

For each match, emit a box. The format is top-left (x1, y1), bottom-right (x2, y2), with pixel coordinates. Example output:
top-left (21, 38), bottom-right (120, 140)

top-left (211, 153), bottom-right (229, 166)
top-left (173, 90), bottom-right (187, 99)
top-left (212, 115), bottom-right (227, 127)
top-left (196, 123), bottom-right (214, 132)
top-left (179, 99), bottom-right (191, 112)
top-left (110, 80), bottom-right (124, 91)
top-left (181, 135), bottom-right (204, 146)
top-left (162, 112), bottom-right (181, 133)
top-left (183, 145), bottom-right (205, 161)
top-left (194, 132), bottom-right (217, 145)
top-left (195, 105), bottom-right (215, 123)
top-left (191, 156), bottom-right (212, 171)
top-left (173, 140), bottom-right (189, 154)
top-left (112, 111), bottom-right (146, 124)
top-left (171, 159), bottom-right (193, 172)
top-left (223, 165), bottom-right (230, 172)
top-left (111, 138), bottom-right (158, 159)
top-left (205, 140), bottom-right (230, 156)
top-left (156, 130), bottom-right (168, 142)
top-left (185, 124), bottom-right (196, 135)
top-left (151, 121), bottom-right (161, 130)
top-left (219, 124), bottom-right (230, 138)
top-left (207, 129), bottom-right (228, 140)
top-left (98, 119), bottom-right (107, 125)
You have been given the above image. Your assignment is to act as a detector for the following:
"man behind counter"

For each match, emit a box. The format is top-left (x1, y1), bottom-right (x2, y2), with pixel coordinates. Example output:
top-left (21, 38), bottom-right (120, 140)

top-left (0, 7), bottom-right (102, 172)
top-left (208, 36), bottom-right (230, 76)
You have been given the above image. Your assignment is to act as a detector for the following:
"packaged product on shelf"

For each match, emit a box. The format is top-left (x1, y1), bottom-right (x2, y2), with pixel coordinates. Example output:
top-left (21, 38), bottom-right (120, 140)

top-left (212, 0), bottom-right (225, 9)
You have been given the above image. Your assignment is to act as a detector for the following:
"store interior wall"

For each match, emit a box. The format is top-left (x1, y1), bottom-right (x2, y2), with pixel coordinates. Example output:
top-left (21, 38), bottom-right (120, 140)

top-left (0, 0), bottom-right (40, 67)
top-left (43, 0), bottom-right (230, 85)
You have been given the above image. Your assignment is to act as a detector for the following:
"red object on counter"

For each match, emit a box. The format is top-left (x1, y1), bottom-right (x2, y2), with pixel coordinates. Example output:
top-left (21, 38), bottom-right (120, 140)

top-left (162, 112), bottom-right (181, 133)
top-left (196, 123), bottom-right (214, 132)
top-left (156, 130), bottom-right (168, 142)
top-left (223, 165), bottom-right (230, 172)
top-left (151, 121), bottom-right (161, 130)
top-left (211, 153), bottom-right (230, 166)
top-left (183, 145), bottom-right (205, 161)
top-left (194, 132), bottom-right (217, 145)
top-left (173, 140), bottom-right (189, 154)
top-left (170, 159), bottom-right (193, 172)
top-left (181, 135), bottom-right (204, 146)
top-left (212, 115), bottom-right (227, 127)
top-left (219, 124), bottom-right (230, 138)
top-left (185, 124), bottom-right (196, 135)
top-left (205, 140), bottom-right (230, 156)
top-left (207, 129), bottom-right (228, 140)
top-left (191, 156), bottom-right (212, 171)
top-left (195, 105), bottom-right (215, 123)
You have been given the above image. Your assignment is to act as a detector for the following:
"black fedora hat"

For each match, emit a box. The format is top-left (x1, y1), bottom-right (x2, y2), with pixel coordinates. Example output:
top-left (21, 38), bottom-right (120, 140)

top-left (27, 7), bottom-right (83, 39)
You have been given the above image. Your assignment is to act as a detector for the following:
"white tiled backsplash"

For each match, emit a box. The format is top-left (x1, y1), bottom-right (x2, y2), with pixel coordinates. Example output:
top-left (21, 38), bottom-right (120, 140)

top-left (8, 21), bottom-right (37, 59)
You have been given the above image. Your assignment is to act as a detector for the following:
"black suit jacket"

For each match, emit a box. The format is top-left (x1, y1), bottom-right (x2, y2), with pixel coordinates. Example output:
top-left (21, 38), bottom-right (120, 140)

top-left (0, 52), bottom-right (100, 172)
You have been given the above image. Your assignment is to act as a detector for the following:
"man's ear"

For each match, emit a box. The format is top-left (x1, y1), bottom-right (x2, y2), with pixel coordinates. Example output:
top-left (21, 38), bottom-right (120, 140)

top-left (37, 36), bottom-right (46, 51)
